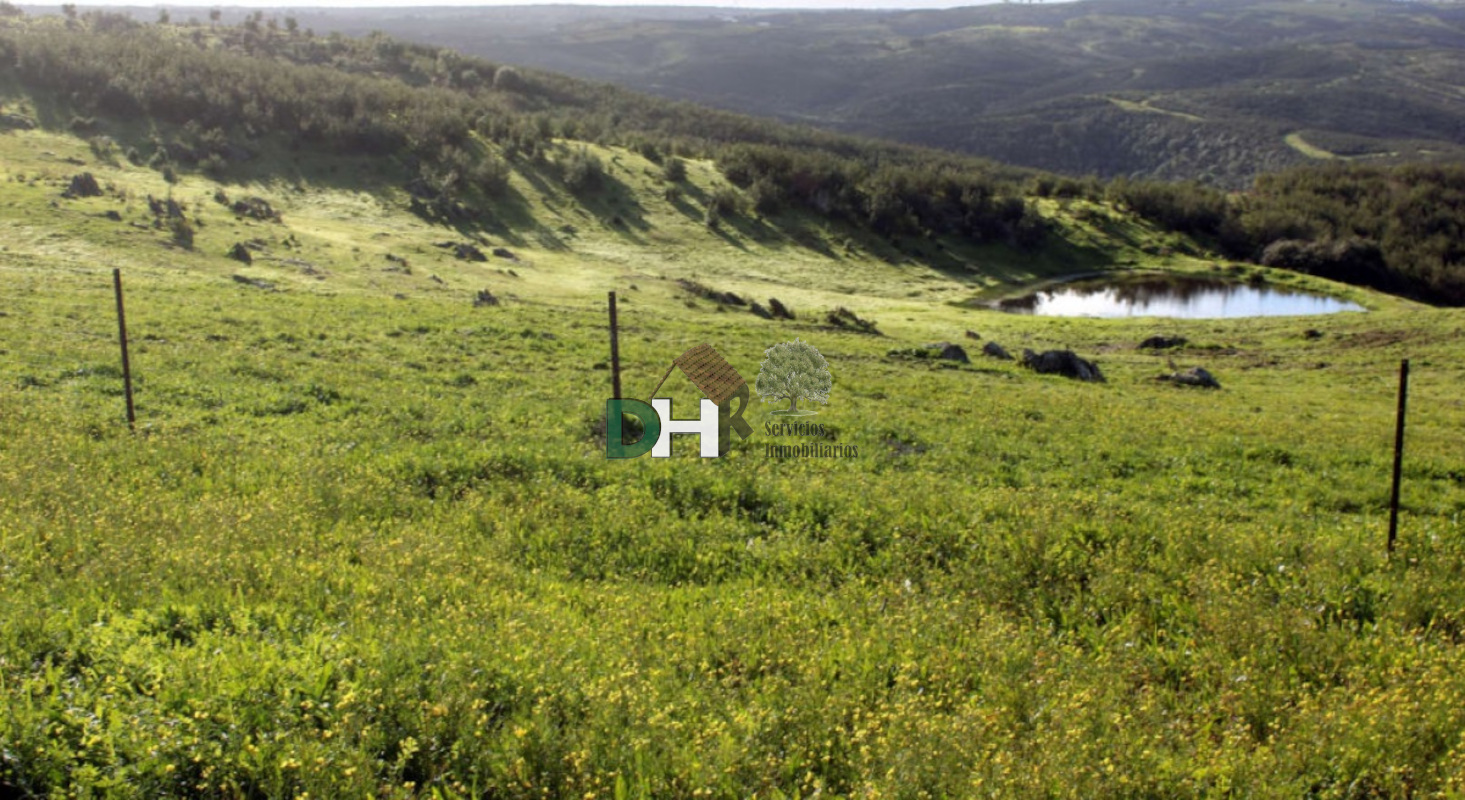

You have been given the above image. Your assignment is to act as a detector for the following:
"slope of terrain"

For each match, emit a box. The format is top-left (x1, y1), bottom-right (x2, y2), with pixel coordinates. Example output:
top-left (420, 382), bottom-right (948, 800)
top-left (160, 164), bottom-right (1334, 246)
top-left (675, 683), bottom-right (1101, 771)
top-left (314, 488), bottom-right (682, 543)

top-left (6, 104), bottom-right (1465, 800)
top-left (3, 14), bottom-right (1465, 798)
top-left (280, 0), bottom-right (1465, 187)
top-left (8, 10), bottom-right (1465, 307)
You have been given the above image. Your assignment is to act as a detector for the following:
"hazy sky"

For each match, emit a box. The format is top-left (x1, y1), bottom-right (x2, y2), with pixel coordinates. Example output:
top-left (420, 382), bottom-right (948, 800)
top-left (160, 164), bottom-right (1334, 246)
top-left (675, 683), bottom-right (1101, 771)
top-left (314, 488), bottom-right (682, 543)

top-left (58, 1), bottom-right (987, 8)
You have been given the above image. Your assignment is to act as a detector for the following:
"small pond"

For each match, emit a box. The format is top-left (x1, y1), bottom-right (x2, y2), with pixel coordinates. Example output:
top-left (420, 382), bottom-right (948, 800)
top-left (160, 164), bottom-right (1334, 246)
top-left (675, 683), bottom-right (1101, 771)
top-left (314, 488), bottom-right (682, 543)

top-left (994, 274), bottom-right (1365, 319)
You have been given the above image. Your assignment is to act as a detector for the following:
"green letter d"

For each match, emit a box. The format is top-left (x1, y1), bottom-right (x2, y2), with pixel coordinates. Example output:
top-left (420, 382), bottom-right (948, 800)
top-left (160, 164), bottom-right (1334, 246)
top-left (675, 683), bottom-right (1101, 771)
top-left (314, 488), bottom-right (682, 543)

top-left (605, 399), bottom-right (661, 459)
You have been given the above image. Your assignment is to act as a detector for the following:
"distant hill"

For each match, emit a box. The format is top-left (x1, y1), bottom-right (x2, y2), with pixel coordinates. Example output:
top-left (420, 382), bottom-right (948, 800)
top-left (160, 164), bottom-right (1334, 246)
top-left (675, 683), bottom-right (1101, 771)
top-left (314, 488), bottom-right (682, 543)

top-left (262, 0), bottom-right (1465, 188)
top-left (4, 10), bottom-right (1465, 304)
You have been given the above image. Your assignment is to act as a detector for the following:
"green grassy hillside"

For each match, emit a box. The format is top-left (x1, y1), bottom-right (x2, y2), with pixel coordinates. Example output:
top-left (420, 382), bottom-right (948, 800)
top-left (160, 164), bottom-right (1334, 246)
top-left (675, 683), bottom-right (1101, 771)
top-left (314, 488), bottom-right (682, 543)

top-left (315, 0), bottom-right (1465, 187)
top-left (5, 64), bottom-right (1465, 799)
top-left (7, 10), bottom-right (1465, 308)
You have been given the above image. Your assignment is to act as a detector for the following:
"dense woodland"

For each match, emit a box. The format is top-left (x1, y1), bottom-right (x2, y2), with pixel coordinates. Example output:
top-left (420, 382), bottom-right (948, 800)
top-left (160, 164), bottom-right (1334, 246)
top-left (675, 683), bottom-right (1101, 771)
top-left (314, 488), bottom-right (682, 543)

top-left (3, 11), bottom-right (1465, 304)
top-left (1108, 167), bottom-right (1465, 305)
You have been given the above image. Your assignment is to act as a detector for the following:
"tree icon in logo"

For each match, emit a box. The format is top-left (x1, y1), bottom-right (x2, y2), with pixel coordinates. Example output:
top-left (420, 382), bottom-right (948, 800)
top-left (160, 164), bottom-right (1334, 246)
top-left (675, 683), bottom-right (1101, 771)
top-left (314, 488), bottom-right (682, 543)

top-left (755, 339), bottom-right (831, 415)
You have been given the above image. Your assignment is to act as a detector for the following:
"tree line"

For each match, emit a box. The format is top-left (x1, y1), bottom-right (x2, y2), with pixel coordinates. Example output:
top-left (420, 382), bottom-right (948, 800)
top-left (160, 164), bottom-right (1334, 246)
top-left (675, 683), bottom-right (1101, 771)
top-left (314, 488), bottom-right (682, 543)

top-left (0, 14), bottom-right (1050, 246)
top-left (2, 12), bottom-right (1463, 303)
top-left (1108, 166), bottom-right (1465, 304)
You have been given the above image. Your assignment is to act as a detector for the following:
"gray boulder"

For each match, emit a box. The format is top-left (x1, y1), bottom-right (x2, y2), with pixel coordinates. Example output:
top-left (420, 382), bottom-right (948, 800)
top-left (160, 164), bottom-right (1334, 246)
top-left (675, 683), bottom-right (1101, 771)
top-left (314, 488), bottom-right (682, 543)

top-left (1021, 349), bottom-right (1106, 382)
top-left (1160, 366), bottom-right (1221, 389)
top-left (982, 341), bottom-right (1013, 361)
top-left (455, 243), bottom-right (488, 262)
top-left (932, 342), bottom-right (969, 363)
top-left (768, 298), bottom-right (795, 320)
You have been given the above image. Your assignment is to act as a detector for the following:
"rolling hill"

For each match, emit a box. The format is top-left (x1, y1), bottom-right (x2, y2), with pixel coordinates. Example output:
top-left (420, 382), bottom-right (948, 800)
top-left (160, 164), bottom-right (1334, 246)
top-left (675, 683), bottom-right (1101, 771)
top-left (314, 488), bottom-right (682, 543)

top-left (268, 0), bottom-right (1465, 188)
top-left (4, 11), bottom-right (1465, 799)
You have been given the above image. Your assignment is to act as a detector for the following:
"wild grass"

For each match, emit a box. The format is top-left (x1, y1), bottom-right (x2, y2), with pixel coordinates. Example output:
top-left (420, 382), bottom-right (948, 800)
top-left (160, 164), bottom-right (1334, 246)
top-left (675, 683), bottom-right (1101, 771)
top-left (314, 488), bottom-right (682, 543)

top-left (3, 123), bottom-right (1465, 798)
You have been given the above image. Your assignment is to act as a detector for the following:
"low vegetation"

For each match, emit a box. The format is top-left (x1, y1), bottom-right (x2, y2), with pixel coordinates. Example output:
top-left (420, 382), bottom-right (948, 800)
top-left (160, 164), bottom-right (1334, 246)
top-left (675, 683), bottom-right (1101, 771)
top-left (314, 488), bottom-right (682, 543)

top-left (1, 11), bottom-right (1464, 798)
top-left (4, 12), bottom-right (1465, 306)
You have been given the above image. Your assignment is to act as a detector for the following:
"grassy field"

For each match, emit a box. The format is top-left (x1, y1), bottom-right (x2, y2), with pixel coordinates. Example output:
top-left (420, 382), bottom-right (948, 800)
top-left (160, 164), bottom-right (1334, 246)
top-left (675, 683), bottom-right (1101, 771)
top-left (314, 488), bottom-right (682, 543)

top-left (3, 121), bottom-right (1465, 798)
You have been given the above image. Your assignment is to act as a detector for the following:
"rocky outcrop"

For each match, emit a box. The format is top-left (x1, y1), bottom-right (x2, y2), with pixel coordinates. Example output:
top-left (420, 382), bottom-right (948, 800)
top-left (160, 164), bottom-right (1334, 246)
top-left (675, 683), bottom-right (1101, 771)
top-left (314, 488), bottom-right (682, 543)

top-left (982, 341), bottom-right (1013, 361)
top-left (1159, 366), bottom-right (1221, 389)
top-left (1021, 349), bottom-right (1105, 382)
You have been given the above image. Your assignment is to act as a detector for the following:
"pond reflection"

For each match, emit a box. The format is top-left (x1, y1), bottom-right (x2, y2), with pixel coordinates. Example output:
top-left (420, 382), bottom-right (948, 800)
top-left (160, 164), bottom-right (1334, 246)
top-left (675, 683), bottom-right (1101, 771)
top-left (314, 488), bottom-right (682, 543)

top-left (997, 275), bottom-right (1365, 318)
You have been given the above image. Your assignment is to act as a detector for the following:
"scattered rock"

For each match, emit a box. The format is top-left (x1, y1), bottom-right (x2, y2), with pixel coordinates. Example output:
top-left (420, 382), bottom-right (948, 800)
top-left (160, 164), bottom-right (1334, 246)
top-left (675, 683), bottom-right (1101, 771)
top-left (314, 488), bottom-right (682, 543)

top-left (1139, 335), bottom-right (1188, 350)
top-left (492, 247), bottom-right (517, 260)
top-left (226, 242), bottom-right (253, 264)
top-left (230, 197), bottom-right (280, 222)
top-left (385, 253), bottom-right (409, 266)
top-left (1020, 349), bottom-right (1105, 382)
top-left (1159, 366), bottom-right (1221, 389)
top-left (826, 306), bottom-right (881, 335)
top-left (677, 279), bottom-right (748, 308)
top-left (936, 342), bottom-right (970, 363)
top-left (749, 301), bottom-right (774, 319)
top-left (1304, 329), bottom-right (1324, 340)
top-left (982, 341), bottom-right (1013, 360)
top-left (0, 113), bottom-right (37, 131)
top-left (278, 258), bottom-right (318, 275)
top-left (454, 243), bottom-right (487, 262)
top-left (473, 289), bottom-right (500, 307)
top-left (965, 330), bottom-right (981, 341)
top-left (430, 275), bottom-right (444, 284)
top-left (768, 298), bottom-right (796, 320)
top-left (102, 210), bottom-right (122, 221)
top-left (231, 274), bottom-right (274, 290)
top-left (889, 342), bottom-right (971, 364)
top-left (62, 172), bottom-right (102, 199)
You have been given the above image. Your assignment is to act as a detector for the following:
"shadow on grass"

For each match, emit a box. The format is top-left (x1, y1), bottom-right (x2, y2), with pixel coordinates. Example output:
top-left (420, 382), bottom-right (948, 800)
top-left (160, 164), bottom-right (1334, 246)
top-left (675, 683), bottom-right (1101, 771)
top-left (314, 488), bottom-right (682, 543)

top-left (21, 102), bottom-right (590, 251)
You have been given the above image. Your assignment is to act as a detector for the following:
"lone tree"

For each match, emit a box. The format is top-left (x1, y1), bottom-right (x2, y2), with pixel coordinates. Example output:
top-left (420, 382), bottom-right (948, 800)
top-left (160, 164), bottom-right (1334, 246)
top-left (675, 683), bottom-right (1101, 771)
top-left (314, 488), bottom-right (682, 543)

top-left (756, 339), bottom-right (832, 413)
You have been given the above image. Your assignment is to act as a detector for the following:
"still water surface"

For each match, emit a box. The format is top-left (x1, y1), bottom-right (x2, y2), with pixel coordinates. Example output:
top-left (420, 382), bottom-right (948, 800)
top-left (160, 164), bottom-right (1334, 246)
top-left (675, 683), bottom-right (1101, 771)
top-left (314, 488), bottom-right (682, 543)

top-left (997, 275), bottom-right (1365, 318)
